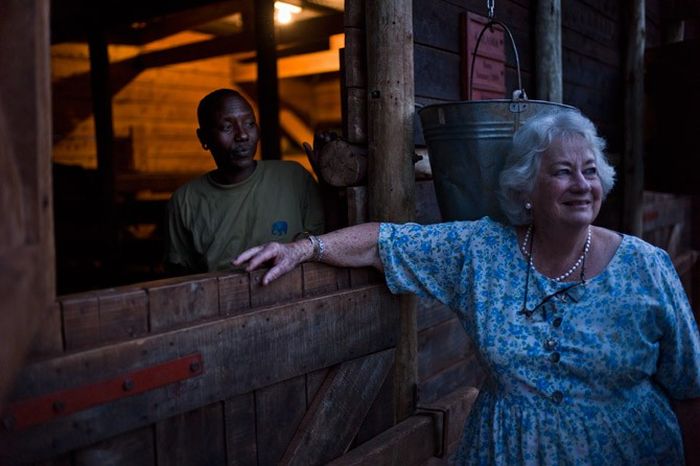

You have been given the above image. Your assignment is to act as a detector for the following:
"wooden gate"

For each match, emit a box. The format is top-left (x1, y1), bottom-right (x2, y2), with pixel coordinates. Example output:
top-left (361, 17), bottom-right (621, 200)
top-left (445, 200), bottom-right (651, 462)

top-left (0, 265), bottom-right (415, 465)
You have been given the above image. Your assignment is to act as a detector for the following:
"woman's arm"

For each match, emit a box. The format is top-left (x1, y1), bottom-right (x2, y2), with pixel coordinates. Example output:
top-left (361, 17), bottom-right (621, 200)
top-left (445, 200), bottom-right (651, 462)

top-left (674, 397), bottom-right (700, 465)
top-left (233, 223), bottom-right (382, 286)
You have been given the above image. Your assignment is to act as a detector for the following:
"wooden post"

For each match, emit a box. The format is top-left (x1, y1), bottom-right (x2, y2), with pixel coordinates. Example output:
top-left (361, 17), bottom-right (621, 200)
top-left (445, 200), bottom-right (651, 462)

top-left (365, 0), bottom-right (417, 422)
top-left (535, 0), bottom-right (562, 102)
top-left (254, 0), bottom-right (282, 160)
top-left (88, 29), bottom-right (116, 205)
top-left (623, 0), bottom-right (645, 236)
top-left (0, 0), bottom-right (54, 406)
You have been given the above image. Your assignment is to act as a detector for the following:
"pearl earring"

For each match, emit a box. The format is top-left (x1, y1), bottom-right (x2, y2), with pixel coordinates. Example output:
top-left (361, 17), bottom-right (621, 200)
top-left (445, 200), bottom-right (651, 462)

top-left (525, 201), bottom-right (532, 210)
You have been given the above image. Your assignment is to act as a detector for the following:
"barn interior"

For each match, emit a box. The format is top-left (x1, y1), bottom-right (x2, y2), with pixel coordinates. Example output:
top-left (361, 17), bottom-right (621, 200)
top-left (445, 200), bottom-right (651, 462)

top-left (2, 0), bottom-right (700, 464)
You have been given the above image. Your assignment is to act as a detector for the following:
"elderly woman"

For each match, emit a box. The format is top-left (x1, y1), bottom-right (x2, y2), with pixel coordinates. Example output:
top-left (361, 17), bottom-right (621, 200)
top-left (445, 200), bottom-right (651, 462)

top-left (234, 109), bottom-right (700, 465)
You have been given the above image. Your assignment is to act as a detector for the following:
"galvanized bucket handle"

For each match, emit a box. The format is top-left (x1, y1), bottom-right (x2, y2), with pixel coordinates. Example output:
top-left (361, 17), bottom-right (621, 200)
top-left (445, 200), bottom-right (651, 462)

top-left (469, 19), bottom-right (525, 101)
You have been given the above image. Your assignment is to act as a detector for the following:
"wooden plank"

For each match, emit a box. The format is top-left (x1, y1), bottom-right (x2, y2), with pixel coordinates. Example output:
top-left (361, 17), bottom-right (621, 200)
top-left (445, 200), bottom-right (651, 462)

top-left (418, 317), bottom-right (472, 380)
top-left (327, 415), bottom-right (435, 466)
top-left (344, 0), bottom-right (365, 28)
top-left (254, 0), bottom-right (281, 160)
top-left (344, 28), bottom-right (366, 88)
top-left (218, 272), bottom-right (251, 317)
top-left (305, 368), bottom-right (329, 407)
top-left (0, 0), bottom-right (54, 406)
top-left (302, 262), bottom-right (341, 297)
top-left (61, 294), bottom-right (100, 351)
top-left (623, 0), bottom-right (646, 236)
top-left (148, 276), bottom-right (219, 332)
top-left (30, 455), bottom-right (73, 466)
top-left (224, 392), bottom-right (257, 466)
top-left (421, 386), bottom-right (480, 451)
top-left (97, 290), bottom-right (148, 342)
top-left (350, 364), bottom-right (395, 448)
top-left (349, 267), bottom-right (384, 288)
top-left (249, 266), bottom-right (302, 308)
top-left (413, 0), bottom-right (462, 53)
top-left (344, 86), bottom-right (367, 144)
top-left (535, 0), bottom-right (563, 102)
top-left (255, 375), bottom-right (307, 465)
top-left (417, 355), bottom-right (486, 405)
top-left (415, 180), bottom-right (442, 225)
top-left (4, 285), bottom-right (397, 462)
top-left (414, 44), bottom-right (461, 101)
top-left (416, 298), bottom-right (453, 333)
top-left (28, 302), bottom-right (64, 360)
top-left (155, 403), bottom-right (226, 466)
top-left (281, 349), bottom-right (395, 465)
top-left (73, 426), bottom-right (154, 466)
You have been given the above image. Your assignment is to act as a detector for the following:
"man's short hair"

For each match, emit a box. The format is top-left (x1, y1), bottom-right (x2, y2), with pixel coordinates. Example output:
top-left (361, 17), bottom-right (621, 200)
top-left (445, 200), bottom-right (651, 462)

top-left (197, 89), bottom-right (250, 128)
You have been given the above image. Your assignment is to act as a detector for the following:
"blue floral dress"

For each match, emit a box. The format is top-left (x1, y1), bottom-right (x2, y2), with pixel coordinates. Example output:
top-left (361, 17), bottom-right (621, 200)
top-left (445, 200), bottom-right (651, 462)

top-left (378, 217), bottom-right (700, 465)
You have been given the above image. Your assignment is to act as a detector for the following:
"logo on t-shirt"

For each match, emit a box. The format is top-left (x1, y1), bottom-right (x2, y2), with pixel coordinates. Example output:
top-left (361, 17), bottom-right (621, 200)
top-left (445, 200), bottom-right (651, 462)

top-left (271, 221), bottom-right (288, 236)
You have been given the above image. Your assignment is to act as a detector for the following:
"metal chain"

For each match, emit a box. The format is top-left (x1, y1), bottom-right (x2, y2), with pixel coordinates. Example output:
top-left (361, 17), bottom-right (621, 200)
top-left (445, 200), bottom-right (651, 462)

top-left (487, 0), bottom-right (495, 18)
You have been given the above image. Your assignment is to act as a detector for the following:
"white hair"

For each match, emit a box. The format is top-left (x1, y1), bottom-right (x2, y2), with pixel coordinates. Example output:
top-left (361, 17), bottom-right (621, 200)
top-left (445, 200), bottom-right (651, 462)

top-left (497, 109), bottom-right (616, 225)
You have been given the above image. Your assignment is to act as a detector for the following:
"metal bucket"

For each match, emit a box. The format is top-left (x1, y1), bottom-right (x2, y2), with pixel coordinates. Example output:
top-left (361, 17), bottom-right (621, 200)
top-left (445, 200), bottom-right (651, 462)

top-left (419, 99), bottom-right (574, 221)
top-left (418, 19), bottom-right (576, 222)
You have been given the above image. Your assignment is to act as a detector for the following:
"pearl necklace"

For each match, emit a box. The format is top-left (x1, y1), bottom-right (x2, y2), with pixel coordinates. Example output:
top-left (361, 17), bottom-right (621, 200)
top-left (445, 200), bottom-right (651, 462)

top-left (520, 224), bottom-right (592, 282)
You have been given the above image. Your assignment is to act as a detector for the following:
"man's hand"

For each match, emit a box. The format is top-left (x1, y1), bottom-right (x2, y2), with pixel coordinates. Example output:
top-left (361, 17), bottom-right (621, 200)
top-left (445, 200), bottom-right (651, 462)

top-left (233, 240), bottom-right (313, 286)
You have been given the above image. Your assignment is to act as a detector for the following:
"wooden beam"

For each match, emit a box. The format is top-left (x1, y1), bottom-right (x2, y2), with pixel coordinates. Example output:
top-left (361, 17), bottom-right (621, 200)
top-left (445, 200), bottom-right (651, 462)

top-left (0, 0), bottom-right (54, 406)
top-left (365, 0), bottom-right (417, 422)
top-left (108, 0), bottom-right (246, 45)
top-left (230, 35), bottom-right (344, 82)
top-left (535, 0), bottom-right (562, 102)
top-left (622, 0), bottom-right (645, 236)
top-left (326, 413), bottom-right (436, 466)
top-left (281, 349), bottom-right (395, 465)
top-left (280, 108), bottom-right (314, 147)
top-left (1, 285), bottom-right (397, 462)
top-left (254, 0), bottom-right (281, 160)
top-left (135, 14), bottom-right (343, 70)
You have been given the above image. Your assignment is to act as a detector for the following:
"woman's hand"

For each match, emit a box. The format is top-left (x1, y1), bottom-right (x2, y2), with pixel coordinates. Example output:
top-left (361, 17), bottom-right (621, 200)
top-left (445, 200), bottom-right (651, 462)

top-left (233, 239), bottom-right (312, 286)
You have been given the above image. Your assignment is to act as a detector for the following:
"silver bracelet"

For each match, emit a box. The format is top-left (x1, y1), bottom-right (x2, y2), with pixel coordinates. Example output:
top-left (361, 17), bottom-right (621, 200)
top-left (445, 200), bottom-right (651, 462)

top-left (307, 235), bottom-right (325, 262)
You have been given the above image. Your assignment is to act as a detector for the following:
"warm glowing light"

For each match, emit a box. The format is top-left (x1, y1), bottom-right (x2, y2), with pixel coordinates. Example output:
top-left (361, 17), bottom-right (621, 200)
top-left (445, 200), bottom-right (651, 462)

top-left (274, 1), bottom-right (302, 25)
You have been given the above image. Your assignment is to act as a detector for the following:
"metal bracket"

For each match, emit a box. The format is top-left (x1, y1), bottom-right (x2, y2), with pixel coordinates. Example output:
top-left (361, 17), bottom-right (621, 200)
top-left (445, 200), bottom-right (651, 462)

top-left (3, 353), bottom-right (203, 431)
top-left (416, 405), bottom-right (449, 458)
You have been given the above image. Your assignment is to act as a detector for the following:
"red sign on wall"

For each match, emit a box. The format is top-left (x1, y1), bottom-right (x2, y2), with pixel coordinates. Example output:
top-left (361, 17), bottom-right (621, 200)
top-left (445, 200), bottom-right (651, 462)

top-left (460, 12), bottom-right (506, 100)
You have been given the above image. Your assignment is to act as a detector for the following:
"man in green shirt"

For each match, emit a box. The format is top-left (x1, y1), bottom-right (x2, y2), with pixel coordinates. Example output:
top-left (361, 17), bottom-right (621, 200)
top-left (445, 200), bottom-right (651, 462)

top-left (165, 89), bottom-right (324, 274)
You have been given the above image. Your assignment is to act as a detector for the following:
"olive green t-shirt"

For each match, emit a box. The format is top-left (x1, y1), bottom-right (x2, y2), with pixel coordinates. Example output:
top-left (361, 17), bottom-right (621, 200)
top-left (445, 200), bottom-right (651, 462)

top-left (166, 160), bottom-right (324, 272)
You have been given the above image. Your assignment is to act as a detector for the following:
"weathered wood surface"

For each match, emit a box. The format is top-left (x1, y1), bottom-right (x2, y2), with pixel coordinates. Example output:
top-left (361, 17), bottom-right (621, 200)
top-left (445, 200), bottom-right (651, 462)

top-left (318, 139), bottom-right (368, 187)
top-left (254, 0), bottom-right (281, 160)
top-left (73, 426), bottom-right (155, 466)
top-left (363, 1), bottom-right (417, 422)
top-left (0, 0), bottom-right (54, 406)
top-left (622, 0), bottom-right (645, 236)
top-left (155, 402), bottom-right (226, 466)
top-left (2, 284), bottom-right (397, 462)
top-left (535, 0), bottom-right (562, 102)
top-left (281, 349), bottom-right (395, 465)
top-left (327, 413), bottom-right (435, 466)
top-left (255, 375), bottom-right (307, 465)
top-left (224, 392), bottom-right (257, 466)
top-left (418, 317), bottom-right (471, 380)
top-left (148, 276), bottom-right (219, 332)
top-left (418, 355), bottom-right (486, 405)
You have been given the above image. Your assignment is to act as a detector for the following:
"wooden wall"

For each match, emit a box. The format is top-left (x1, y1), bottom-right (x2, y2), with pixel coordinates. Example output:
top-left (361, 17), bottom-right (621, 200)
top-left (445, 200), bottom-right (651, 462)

top-left (52, 32), bottom-right (230, 173)
top-left (52, 33), bottom-right (342, 178)
top-left (413, 0), bottom-right (664, 154)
